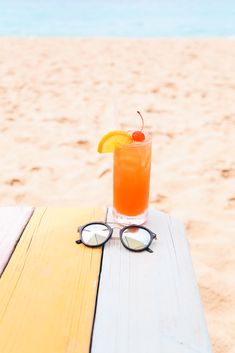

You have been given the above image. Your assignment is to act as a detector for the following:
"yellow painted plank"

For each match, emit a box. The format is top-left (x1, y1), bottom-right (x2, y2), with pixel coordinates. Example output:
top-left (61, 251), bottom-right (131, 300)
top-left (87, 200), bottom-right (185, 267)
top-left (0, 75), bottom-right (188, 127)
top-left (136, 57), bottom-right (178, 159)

top-left (0, 207), bottom-right (106, 353)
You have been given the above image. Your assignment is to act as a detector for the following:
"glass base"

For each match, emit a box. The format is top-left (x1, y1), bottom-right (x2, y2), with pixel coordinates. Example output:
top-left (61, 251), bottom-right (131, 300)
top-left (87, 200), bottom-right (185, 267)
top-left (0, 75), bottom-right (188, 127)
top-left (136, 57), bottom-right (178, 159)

top-left (112, 208), bottom-right (148, 225)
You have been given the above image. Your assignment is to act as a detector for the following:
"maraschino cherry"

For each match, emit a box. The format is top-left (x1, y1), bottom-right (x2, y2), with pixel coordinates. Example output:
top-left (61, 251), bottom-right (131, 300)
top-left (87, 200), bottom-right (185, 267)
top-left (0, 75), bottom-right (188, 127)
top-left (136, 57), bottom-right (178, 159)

top-left (132, 111), bottom-right (145, 141)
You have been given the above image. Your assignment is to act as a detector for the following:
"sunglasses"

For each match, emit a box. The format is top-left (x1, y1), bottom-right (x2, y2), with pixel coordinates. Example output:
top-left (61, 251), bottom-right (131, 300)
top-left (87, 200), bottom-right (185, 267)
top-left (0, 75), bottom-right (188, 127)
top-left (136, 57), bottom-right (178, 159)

top-left (76, 222), bottom-right (157, 253)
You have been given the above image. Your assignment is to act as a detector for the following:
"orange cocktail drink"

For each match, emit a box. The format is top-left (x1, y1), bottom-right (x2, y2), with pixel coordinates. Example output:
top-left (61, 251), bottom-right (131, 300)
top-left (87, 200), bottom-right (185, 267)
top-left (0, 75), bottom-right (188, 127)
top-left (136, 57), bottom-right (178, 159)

top-left (113, 135), bottom-right (152, 224)
top-left (98, 111), bottom-right (151, 224)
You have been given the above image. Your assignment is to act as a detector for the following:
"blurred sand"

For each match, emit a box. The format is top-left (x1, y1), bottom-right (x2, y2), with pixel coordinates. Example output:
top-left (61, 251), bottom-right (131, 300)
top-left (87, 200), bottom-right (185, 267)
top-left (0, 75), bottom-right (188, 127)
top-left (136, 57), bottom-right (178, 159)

top-left (0, 38), bottom-right (235, 353)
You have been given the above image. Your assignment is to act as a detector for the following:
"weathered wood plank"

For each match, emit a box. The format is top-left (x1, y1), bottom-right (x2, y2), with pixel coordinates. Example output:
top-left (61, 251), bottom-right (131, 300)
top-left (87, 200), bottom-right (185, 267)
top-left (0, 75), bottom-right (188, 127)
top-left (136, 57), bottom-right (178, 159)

top-left (0, 207), bottom-right (105, 353)
top-left (91, 207), bottom-right (213, 353)
top-left (0, 206), bottom-right (33, 276)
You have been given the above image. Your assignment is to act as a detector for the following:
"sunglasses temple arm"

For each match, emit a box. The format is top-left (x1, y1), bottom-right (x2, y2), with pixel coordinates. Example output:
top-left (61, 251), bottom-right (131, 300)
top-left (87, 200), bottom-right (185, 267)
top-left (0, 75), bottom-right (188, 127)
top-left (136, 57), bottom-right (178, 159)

top-left (146, 247), bottom-right (154, 253)
top-left (152, 232), bottom-right (157, 239)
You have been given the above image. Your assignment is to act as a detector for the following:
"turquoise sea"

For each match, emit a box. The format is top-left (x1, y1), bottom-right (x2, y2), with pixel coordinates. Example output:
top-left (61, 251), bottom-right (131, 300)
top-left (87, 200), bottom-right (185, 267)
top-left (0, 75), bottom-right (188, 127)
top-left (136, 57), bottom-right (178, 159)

top-left (0, 0), bottom-right (235, 37)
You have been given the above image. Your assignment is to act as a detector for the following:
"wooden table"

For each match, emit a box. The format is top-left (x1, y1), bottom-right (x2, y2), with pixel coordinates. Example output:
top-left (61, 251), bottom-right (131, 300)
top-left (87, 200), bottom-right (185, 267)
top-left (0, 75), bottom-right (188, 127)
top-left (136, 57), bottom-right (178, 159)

top-left (0, 207), bottom-right (213, 353)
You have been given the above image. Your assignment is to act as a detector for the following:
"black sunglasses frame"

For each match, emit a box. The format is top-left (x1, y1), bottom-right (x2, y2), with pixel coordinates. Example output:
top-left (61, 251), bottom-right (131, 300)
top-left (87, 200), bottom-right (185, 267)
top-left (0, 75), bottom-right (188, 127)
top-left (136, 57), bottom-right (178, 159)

top-left (76, 222), bottom-right (157, 253)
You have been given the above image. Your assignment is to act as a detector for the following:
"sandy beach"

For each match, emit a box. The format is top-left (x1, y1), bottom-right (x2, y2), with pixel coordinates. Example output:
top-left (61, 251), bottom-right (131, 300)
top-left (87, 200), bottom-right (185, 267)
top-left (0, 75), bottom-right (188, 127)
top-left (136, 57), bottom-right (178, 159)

top-left (0, 38), bottom-right (234, 353)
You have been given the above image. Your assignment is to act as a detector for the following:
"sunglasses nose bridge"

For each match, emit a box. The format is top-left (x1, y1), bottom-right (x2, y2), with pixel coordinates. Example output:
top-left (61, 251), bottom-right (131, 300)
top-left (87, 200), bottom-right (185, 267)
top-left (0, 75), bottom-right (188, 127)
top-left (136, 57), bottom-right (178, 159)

top-left (112, 226), bottom-right (122, 230)
top-left (110, 227), bottom-right (120, 239)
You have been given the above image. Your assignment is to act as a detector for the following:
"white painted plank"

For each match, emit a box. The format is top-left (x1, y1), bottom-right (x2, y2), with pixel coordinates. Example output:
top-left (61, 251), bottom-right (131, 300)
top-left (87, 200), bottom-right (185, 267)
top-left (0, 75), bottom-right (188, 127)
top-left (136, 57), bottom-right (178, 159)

top-left (91, 207), bottom-right (213, 353)
top-left (0, 207), bottom-right (33, 275)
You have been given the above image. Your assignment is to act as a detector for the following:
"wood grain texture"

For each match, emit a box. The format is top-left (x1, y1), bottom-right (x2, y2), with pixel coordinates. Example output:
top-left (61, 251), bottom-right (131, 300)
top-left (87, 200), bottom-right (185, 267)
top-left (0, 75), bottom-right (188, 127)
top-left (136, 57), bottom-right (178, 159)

top-left (91, 207), bottom-right (213, 353)
top-left (0, 207), bottom-right (105, 353)
top-left (0, 206), bottom-right (33, 276)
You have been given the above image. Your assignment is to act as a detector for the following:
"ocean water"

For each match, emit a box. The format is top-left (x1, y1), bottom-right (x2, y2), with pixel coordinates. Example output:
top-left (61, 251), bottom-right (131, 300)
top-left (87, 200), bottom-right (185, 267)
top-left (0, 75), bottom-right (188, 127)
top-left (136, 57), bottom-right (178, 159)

top-left (0, 0), bottom-right (235, 37)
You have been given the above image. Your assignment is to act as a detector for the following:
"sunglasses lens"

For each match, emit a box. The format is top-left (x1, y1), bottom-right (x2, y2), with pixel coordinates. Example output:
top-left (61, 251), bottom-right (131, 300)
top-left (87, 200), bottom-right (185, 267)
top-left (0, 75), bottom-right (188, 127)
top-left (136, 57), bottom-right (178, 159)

top-left (81, 224), bottom-right (110, 246)
top-left (121, 227), bottom-right (151, 251)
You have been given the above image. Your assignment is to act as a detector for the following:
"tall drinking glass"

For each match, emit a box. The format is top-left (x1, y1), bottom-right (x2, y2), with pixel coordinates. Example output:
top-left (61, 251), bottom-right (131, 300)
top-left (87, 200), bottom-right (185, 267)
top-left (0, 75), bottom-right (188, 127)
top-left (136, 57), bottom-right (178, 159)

top-left (113, 135), bottom-right (152, 224)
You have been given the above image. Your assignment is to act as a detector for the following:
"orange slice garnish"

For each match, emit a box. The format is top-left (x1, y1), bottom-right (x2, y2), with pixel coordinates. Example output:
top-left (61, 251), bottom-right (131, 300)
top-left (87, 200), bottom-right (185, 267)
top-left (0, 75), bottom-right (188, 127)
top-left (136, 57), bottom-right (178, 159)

top-left (98, 130), bottom-right (132, 153)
